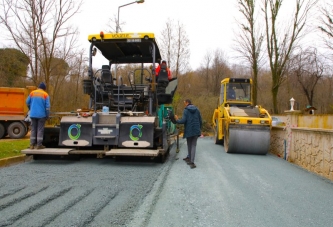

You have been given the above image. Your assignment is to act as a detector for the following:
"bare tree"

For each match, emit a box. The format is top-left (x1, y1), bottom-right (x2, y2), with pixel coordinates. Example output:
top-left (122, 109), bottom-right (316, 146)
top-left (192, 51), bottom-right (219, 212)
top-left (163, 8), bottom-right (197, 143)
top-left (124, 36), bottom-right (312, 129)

top-left (159, 19), bottom-right (190, 77)
top-left (159, 18), bottom-right (173, 67)
top-left (106, 15), bottom-right (125, 33)
top-left (289, 47), bottom-right (326, 106)
top-left (318, 1), bottom-right (333, 51)
top-left (263, 0), bottom-right (318, 113)
top-left (199, 51), bottom-right (213, 92)
top-left (0, 0), bottom-right (82, 92)
top-left (172, 21), bottom-right (190, 76)
top-left (234, 0), bottom-right (264, 105)
top-left (48, 57), bottom-right (70, 110)
top-left (67, 48), bottom-right (88, 109)
top-left (211, 49), bottom-right (231, 96)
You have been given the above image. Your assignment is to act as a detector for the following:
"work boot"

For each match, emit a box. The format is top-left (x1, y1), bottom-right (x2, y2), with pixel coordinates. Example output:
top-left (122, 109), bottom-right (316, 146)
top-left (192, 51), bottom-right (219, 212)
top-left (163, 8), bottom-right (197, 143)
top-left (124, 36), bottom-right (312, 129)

top-left (36, 145), bottom-right (45, 149)
top-left (186, 159), bottom-right (192, 164)
top-left (183, 157), bottom-right (190, 162)
top-left (190, 163), bottom-right (196, 169)
top-left (30, 145), bottom-right (35, 149)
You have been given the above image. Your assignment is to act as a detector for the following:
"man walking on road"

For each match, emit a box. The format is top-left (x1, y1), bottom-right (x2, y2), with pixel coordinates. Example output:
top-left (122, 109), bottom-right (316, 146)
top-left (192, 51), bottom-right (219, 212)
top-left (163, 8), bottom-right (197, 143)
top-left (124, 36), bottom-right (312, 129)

top-left (175, 99), bottom-right (202, 169)
top-left (26, 82), bottom-right (50, 149)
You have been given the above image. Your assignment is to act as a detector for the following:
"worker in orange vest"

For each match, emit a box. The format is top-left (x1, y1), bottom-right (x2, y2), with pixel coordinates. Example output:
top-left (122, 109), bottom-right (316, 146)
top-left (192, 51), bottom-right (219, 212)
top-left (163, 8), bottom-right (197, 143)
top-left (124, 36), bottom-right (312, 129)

top-left (155, 60), bottom-right (172, 81)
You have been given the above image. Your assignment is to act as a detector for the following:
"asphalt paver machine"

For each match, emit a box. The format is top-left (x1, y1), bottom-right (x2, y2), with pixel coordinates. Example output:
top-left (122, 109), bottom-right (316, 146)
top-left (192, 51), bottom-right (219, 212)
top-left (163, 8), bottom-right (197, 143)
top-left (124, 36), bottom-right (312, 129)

top-left (22, 32), bottom-right (178, 162)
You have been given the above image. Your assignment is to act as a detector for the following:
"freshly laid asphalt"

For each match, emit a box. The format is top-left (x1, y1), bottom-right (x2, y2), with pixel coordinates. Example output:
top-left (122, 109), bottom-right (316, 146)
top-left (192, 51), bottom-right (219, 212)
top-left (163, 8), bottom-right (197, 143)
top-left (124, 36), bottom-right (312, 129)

top-left (130, 137), bottom-right (333, 227)
top-left (1, 137), bottom-right (333, 227)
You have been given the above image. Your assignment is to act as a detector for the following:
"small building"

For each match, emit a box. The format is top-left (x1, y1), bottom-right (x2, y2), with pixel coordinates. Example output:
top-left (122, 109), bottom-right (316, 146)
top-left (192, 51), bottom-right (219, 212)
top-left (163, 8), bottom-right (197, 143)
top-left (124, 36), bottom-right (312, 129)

top-left (304, 105), bottom-right (317, 115)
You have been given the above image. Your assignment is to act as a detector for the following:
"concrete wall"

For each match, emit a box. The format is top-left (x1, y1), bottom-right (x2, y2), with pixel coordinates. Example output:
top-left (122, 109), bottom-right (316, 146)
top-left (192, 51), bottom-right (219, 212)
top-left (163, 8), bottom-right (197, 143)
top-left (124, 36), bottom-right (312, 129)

top-left (270, 112), bottom-right (333, 181)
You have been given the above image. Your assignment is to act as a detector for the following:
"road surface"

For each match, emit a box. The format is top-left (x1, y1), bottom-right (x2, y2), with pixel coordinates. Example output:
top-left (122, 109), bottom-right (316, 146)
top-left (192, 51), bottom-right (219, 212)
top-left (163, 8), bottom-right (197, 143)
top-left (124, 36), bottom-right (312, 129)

top-left (1, 137), bottom-right (333, 227)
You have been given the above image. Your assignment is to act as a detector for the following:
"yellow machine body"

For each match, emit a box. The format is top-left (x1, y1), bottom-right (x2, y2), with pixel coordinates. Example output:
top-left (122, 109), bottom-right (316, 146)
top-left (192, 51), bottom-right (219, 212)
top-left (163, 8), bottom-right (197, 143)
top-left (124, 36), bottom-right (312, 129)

top-left (212, 78), bottom-right (272, 154)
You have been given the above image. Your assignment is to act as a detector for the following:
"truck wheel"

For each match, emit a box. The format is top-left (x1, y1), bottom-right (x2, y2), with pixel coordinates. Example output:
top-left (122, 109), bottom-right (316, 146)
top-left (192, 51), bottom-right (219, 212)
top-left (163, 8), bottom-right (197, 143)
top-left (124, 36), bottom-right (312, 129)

top-left (214, 120), bottom-right (224, 144)
top-left (0, 123), bottom-right (5, 139)
top-left (8, 122), bottom-right (26, 139)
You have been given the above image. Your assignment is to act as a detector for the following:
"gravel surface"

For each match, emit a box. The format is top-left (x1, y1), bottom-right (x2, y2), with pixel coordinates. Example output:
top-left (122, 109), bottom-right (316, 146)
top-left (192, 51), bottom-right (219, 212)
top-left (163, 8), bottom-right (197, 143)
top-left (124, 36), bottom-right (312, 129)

top-left (1, 137), bottom-right (333, 227)
top-left (131, 137), bottom-right (333, 227)
top-left (0, 151), bottom-right (174, 227)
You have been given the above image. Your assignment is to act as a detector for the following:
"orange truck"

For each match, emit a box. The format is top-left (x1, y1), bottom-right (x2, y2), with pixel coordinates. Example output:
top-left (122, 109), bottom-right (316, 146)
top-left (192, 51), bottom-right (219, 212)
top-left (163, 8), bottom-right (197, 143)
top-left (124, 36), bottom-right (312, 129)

top-left (0, 86), bottom-right (36, 139)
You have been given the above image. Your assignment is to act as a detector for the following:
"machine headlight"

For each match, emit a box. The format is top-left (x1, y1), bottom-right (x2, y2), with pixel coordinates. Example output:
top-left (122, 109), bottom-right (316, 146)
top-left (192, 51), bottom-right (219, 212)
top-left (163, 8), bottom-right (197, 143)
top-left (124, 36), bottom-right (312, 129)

top-left (260, 120), bottom-right (269, 124)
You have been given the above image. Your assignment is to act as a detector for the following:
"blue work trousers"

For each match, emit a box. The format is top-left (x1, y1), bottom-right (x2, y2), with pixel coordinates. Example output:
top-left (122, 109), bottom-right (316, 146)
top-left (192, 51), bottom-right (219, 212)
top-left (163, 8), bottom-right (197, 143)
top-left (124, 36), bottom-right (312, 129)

top-left (30, 118), bottom-right (46, 146)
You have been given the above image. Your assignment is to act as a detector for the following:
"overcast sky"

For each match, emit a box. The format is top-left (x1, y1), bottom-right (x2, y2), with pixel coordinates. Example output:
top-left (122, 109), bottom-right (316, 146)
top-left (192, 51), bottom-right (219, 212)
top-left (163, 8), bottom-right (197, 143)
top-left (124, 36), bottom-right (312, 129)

top-left (76, 0), bottom-right (243, 70)
top-left (76, 0), bottom-right (327, 71)
top-left (0, 0), bottom-right (327, 71)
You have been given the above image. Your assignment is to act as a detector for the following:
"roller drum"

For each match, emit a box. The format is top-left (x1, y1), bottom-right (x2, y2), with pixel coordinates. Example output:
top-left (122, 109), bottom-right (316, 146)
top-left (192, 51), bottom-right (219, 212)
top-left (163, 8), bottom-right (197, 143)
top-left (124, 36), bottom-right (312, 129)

top-left (226, 125), bottom-right (270, 155)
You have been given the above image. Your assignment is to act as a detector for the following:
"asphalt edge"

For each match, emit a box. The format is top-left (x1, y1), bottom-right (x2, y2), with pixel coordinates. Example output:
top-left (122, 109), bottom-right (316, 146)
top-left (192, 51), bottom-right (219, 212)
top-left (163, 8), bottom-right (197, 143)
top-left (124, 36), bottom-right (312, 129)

top-left (0, 154), bottom-right (32, 168)
top-left (128, 152), bottom-right (177, 227)
top-left (128, 140), bottom-right (186, 227)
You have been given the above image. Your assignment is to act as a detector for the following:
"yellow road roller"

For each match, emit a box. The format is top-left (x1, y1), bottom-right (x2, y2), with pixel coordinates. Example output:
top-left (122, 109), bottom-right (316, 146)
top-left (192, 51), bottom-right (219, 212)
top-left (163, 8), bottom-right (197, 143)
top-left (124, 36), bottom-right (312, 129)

top-left (212, 78), bottom-right (272, 154)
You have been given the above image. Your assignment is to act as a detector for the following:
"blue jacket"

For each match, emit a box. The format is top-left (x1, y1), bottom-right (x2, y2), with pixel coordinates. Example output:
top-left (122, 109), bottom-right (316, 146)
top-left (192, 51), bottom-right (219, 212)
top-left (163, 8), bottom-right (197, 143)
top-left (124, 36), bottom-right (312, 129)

top-left (176, 104), bottom-right (202, 138)
top-left (26, 88), bottom-right (50, 118)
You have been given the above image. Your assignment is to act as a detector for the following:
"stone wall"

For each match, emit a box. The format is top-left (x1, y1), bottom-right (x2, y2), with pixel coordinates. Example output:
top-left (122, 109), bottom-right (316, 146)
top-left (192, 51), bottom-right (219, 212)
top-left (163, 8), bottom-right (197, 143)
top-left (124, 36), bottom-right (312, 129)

top-left (269, 126), bottom-right (286, 159)
top-left (270, 113), bottom-right (333, 181)
top-left (289, 128), bottom-right (333, 180)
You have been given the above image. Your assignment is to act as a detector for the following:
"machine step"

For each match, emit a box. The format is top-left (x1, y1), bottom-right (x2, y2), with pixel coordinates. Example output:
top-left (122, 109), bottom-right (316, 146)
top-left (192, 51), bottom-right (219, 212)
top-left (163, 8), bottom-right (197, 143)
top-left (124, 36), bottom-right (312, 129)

top-left (94, 135), bottom-right (116, 139)
top-left (105, 148), bottom-right (160, 157)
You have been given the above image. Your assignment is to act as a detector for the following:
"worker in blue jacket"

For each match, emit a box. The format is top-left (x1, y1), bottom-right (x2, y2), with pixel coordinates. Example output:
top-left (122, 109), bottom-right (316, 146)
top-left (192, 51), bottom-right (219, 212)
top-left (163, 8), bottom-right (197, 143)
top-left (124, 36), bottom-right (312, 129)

top-left (26, 82), bottom-right (50, 149)
top-left (175, 99), bottom-right (202, 169)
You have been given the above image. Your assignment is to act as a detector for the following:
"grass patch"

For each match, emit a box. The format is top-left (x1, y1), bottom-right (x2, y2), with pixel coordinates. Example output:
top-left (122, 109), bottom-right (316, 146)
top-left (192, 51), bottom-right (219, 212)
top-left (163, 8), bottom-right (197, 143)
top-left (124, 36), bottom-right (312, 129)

top-left (0, 140), bottom-right (29, 159)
